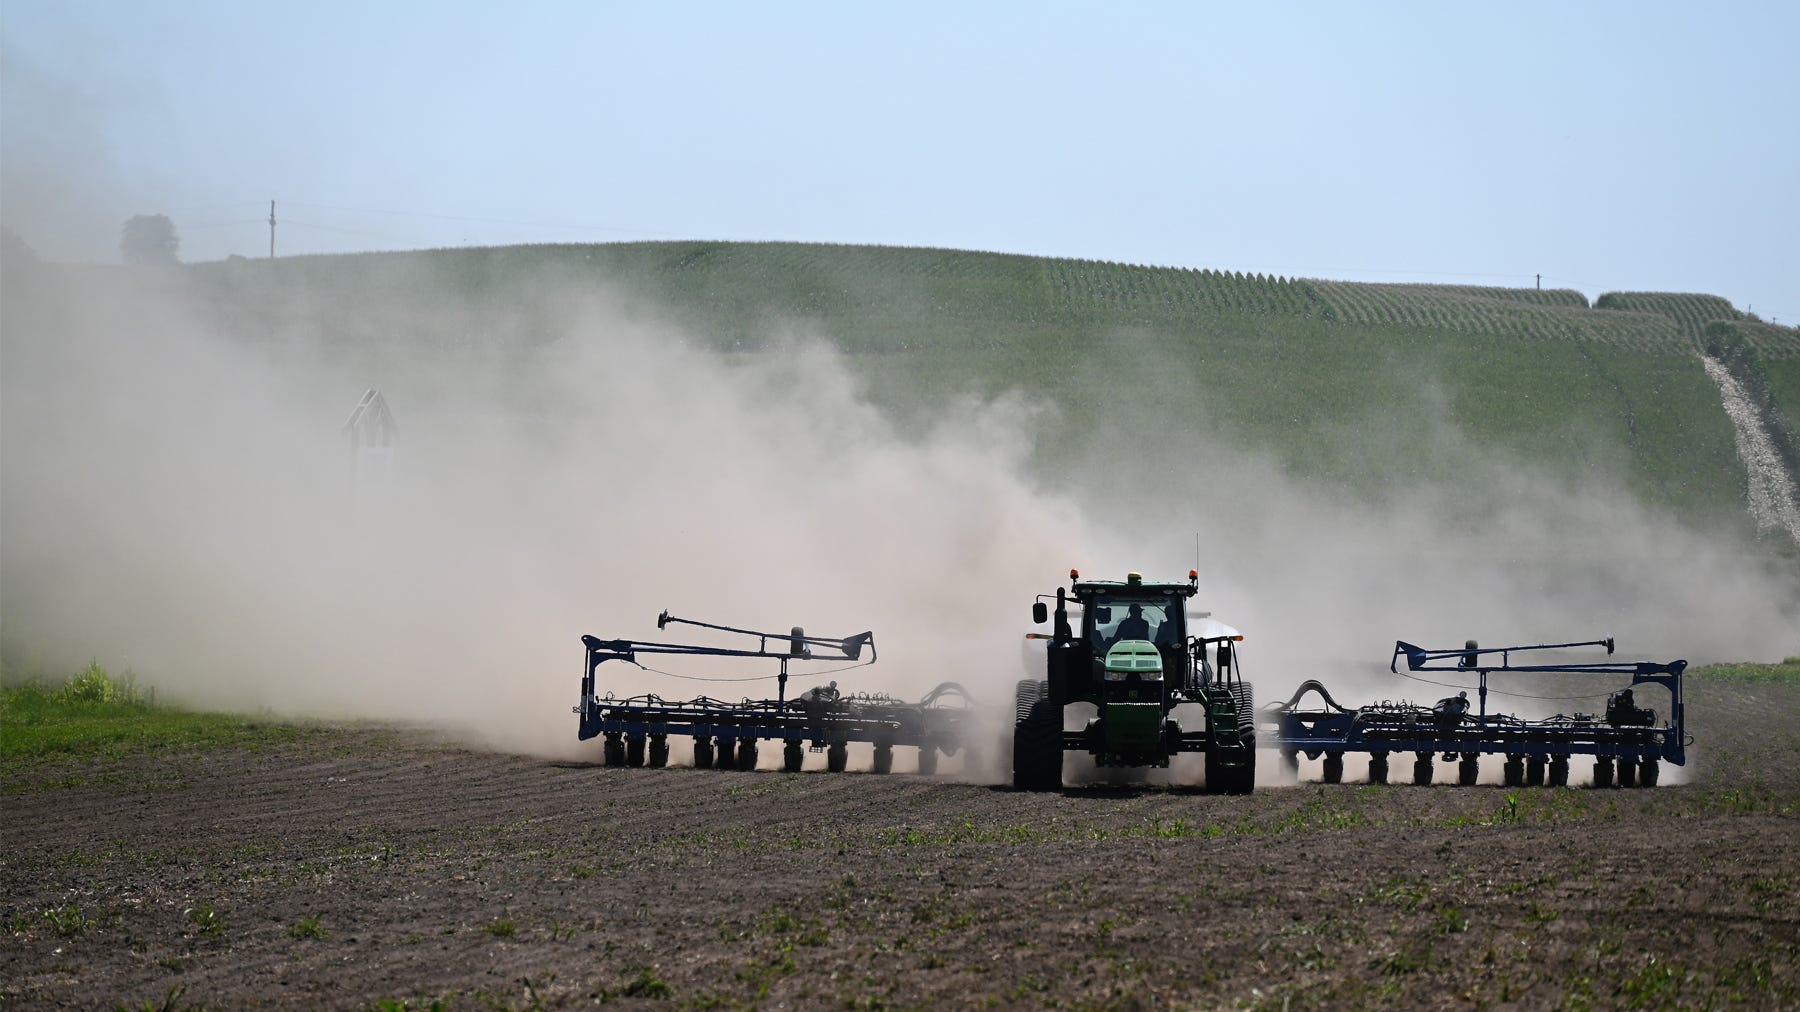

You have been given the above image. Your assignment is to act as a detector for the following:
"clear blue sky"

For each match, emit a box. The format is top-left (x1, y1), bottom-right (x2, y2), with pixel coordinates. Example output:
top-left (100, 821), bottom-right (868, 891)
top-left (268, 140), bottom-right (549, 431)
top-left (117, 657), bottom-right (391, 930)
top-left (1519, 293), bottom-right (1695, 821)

top-left (4, 1), bottom-right (1796, 322)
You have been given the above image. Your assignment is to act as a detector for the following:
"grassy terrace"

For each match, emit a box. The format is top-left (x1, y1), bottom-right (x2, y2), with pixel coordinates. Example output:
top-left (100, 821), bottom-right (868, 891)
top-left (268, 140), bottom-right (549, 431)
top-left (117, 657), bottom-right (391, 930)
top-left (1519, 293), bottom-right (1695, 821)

top-left (0, 664), bottom-right (307, 783)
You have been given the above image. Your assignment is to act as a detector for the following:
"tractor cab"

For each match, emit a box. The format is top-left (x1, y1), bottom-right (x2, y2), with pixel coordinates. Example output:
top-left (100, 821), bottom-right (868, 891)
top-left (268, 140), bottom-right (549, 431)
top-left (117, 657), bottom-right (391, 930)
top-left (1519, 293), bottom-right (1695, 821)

top-left (1074, 572), bottom-right (1195, 699)
top-left (1032, 570), bottom-right (1200, 719)
top-left (1087, 596), bottom-right (1184, 653)
top-left (1088, 596), bottom-right (1175, 710)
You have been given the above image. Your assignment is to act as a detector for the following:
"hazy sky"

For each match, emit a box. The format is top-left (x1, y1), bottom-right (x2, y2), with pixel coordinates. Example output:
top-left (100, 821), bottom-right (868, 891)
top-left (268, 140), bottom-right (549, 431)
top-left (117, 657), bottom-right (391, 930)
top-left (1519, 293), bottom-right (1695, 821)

top-left (4, 1), bottom-right (1797, 322)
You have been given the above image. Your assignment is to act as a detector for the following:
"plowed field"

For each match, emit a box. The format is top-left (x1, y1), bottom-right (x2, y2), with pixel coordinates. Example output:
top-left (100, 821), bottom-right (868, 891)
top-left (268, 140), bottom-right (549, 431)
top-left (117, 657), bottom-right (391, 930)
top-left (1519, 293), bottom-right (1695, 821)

top-left (3, 679), bottom-right (1795, 1009)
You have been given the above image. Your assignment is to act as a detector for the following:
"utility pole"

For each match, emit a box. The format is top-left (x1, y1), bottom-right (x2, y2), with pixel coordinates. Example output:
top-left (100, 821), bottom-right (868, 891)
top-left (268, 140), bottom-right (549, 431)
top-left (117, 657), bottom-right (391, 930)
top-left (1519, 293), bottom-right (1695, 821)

top-left (1536, 273), bottom-right (1541, 290)
top-left (268, 200), bottom-right (276, 258)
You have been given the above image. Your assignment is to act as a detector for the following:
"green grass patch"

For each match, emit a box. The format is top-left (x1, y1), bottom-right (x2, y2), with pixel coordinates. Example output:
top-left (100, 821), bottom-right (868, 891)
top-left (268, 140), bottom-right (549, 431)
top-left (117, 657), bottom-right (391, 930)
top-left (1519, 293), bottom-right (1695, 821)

top-left (1689, 657), bottom-right (1800, 684)
top-left (621, 966), bottom-right (673, 999)
top-left (289, 914), bottom-right (329, 940)
top-left (41, 903), bottom-right (97, 936)
top-left (1271, 794), bottom-right (1366, 833)
top-left (183, 903), bottom-right (226, 938)
top-left (876, 820), bottom-right (1045, 846)
top-left (0, 663), bottom-right (309, 770)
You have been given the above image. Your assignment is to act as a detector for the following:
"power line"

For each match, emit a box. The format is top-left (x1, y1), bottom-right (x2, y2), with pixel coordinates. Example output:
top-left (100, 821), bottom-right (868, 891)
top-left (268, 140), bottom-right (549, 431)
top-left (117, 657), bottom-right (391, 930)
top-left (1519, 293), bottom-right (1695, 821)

top-left (280, 218), bottom-right (436, 244)
top-left (178, 218), bottom-right (269, 231)
top-left (166, 197), bottom-right (1739, 308)
top-left (155, 198), bottom-right (1582, 290)
top-left (280, 200), bottom-right (681, 238)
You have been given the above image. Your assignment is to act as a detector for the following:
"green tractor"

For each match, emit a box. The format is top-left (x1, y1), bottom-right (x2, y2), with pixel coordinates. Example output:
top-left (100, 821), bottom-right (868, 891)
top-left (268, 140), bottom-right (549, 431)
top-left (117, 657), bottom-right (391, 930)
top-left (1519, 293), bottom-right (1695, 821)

top-left (1013, 569), bottom-right (1256, 793)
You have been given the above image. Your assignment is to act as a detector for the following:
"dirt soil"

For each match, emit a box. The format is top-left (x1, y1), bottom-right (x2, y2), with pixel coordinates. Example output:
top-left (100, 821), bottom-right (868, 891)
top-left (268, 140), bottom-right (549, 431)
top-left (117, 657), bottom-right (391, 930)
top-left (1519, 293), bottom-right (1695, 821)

top-left (3, 678), bottom-right (1796, 1010)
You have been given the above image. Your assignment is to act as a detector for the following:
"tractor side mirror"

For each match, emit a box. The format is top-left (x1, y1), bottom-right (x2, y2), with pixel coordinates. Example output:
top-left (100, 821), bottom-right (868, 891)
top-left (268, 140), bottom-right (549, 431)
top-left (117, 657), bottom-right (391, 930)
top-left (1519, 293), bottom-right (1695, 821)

top-left (1093, 606), bottom-right (1111, 624)
top-left (1216, 641), bottom-right (1233, 675)
top-left (1033, 601), bottom-right (1048, 624)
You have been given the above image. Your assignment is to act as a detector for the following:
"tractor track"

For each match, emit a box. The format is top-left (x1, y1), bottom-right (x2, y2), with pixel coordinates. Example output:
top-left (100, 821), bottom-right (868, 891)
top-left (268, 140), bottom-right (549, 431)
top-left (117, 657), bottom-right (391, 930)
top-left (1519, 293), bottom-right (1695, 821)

top-left (1702, 351), bottom-right (1800, 545)
top-left (3, 679), bottom-right (1796, 1009)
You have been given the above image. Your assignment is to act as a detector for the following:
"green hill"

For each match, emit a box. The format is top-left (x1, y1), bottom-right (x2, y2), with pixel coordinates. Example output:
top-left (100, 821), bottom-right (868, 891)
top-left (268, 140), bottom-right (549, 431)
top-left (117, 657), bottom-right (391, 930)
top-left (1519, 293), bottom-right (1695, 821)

top-left (172, 241), bottom-right (1791, 532)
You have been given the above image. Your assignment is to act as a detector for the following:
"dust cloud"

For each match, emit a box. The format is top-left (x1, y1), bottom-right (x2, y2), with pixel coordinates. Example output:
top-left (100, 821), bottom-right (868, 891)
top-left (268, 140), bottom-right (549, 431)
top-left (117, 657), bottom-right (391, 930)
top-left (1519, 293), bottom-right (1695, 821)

top-left (1049, 326), bottom-right (1800, 717)
top-left (0, 260), bottom-right (1100, 758)
top-left (5, 256), bottom-right (1796, 775)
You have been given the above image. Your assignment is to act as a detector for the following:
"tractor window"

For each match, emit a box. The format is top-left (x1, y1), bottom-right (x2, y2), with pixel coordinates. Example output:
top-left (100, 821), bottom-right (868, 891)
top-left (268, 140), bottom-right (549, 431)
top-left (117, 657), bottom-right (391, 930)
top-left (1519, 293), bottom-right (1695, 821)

top-left (1088, 596), bottom-right (1180, 649)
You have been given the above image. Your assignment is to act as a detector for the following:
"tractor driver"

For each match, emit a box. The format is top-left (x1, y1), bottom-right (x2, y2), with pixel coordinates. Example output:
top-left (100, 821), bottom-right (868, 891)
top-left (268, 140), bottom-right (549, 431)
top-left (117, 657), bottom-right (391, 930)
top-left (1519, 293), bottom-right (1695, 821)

top-left (1115, 603), bottom-right (1151, 642)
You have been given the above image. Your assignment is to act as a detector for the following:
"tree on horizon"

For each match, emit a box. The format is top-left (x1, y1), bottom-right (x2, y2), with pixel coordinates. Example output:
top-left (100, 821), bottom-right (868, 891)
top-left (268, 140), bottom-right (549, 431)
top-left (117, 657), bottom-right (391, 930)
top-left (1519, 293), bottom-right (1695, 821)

top-left (120, 214), bottom-right (180, 266)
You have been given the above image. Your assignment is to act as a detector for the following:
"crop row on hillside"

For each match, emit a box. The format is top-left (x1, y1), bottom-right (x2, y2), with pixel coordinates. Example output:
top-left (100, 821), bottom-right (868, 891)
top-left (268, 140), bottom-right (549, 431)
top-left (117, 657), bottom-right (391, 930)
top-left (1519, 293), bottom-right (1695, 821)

top-left (1307, 282), bottom-right (1689, 350)
top-left (189, 243), bottom-right (1792, 359)
top-left (1596, 291), bottom-right (1742, 337)
top-left (164, 241), bottom-right (1758, 528)
top-left (1703, 319), bottom-right (1800, 362)
top-left (1043, 260), bottom-right (1323, 320)
top-left (1416, 285), bottom-right (1590, 309)
top-left (642, 245), bottom-right (1338, 333)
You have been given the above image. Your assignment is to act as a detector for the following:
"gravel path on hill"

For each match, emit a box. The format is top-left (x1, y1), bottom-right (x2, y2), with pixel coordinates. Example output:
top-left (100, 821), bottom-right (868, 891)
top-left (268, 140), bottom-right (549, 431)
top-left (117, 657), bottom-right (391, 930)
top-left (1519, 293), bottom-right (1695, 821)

top-left (1702, 352), bottom-right (1800, 545)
